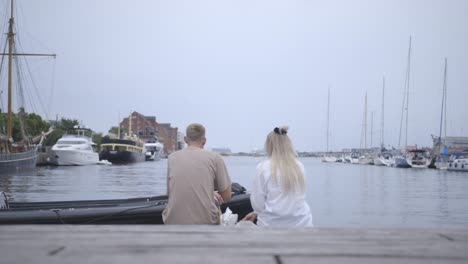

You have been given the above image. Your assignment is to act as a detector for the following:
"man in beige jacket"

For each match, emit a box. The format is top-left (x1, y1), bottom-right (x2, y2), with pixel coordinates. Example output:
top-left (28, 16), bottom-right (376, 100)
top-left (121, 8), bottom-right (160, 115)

top-left (162, 123), bottom-right (232, 224)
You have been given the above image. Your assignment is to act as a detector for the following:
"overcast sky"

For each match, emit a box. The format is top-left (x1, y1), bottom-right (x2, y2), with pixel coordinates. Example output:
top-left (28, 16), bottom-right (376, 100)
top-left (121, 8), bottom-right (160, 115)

top-left (0, 0), bottom-right (467, 152)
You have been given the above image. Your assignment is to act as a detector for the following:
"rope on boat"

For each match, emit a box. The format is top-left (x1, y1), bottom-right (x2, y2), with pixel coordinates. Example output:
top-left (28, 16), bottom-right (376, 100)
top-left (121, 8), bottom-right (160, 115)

top-left (0, 192), bottom-right (9, 209)
top-left (81, 201), bottom-right (167, 224)
top-left (52, 209), bottom-right (66, 224)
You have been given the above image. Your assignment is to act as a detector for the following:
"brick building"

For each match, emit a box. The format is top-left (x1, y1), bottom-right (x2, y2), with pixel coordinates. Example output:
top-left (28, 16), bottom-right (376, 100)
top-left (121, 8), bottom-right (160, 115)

top-left (119, 112), bottom-right (180, 155)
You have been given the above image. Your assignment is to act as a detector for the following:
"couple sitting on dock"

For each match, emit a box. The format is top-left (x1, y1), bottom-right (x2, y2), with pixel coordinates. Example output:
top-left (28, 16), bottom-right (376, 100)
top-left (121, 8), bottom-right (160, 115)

top-left (162, 123), bottom-right (312, 227)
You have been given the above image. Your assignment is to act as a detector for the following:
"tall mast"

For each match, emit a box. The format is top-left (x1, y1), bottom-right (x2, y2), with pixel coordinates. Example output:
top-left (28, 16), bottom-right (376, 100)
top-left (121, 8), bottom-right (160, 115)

top-left (380, 76), bottom-right (385, 150)
top-left (7, 0), bottom-right (14, 140)
top-left (398, 36), bottom-right (412, 149)
top-left (444, 59), bottom-right (447, 138)
top-left (364, 92), bottom-right (367, 149)
top-left (438, 58), bottom-right (447, 153)
top-left (370, 111), bottom-right (373, 148)
top-left (3, 0), bottom-right (56, 142)
top-left (327, 87), bottom-right (330, 153)
top-left (405, 36), bottom-right (412, 148)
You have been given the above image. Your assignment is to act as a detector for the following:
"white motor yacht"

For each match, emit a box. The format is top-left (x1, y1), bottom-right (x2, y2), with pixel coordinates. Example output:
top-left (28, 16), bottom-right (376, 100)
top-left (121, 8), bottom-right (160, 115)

top-left (50, 128), bottom-right (99, 166)
top-left (144, 142), bottom-right (163, 161)
top-left (447, 152), bottom-right (468, 172)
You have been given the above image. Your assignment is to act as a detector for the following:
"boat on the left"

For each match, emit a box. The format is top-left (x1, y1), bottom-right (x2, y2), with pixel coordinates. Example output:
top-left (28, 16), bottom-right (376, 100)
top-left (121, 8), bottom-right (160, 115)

top-left (49, 126), bottom-right (99, 166)
top-left (0, 0), bottom-right (55, 173)
top-left (0, 183), bottom-right (253, 224)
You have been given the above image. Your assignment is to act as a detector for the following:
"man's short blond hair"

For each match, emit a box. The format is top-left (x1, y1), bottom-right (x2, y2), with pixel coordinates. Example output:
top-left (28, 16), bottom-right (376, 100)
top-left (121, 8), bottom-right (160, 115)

top-left (186, 123), bottom-right (206, 142)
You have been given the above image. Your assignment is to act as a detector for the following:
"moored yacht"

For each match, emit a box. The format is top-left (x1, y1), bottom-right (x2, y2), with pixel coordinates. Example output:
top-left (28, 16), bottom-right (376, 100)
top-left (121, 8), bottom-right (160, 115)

top-left (350, 152), bottom-right (360, 164)
top-left (144, 142), bottom-right (163, 161)
top-left (358, 155), bottom-right (373, 165)
top-left (50, 127), bottom-right (99, 166)
top-left (321, 155), bottom-right (337, 163)
top-left (394, 154), bottom-right (411, 168)
top-left (373, 152), bottom-right (394, 167)
top-left (406, 149), bottom-right (431, 168)
top-left (447, 152), bottom-right (468, 172)
top-left (99, 135), bottom-right (145, 164)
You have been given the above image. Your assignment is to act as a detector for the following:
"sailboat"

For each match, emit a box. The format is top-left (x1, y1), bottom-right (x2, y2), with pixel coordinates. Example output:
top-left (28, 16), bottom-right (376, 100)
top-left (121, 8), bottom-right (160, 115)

top-left (0, 0), bottom-right (55, 173)
top-left (433, 58), bottom-right (449, 169)
top-left (394, 37), bottom-right (412, 168)
top-left (321, 88), bottom-right (337, 162)
top-left (373, 77), bottom-right (394, 166)
top-left (358, 93), bottom-right (373, 165)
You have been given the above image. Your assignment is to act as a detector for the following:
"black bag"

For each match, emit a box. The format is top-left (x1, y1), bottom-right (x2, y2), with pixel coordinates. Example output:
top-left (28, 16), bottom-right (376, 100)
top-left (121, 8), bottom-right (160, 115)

top-left (231, 182), bottom-right (246, 195)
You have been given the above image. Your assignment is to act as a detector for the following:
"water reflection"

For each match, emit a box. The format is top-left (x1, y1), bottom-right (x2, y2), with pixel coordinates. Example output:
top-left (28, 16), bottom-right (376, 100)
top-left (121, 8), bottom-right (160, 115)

top-left (1, 157), bottom-right (467, 228)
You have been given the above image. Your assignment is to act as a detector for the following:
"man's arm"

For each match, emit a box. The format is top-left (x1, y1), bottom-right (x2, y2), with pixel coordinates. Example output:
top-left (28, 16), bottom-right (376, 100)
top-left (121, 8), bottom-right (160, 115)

top-left (218, 186), bottom-right (231, 202)
top-left (214, 156), bottom-right (232, 202)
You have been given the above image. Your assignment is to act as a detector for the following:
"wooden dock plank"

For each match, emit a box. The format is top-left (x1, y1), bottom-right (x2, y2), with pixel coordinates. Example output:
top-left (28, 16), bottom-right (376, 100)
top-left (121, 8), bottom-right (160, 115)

top-left (0, 225), bottom-right (467, 264)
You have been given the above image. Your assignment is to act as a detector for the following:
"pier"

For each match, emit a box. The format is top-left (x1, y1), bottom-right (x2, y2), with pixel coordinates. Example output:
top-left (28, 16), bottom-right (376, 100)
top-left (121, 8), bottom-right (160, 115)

top-left (1, 225), bottom-right (467, 263)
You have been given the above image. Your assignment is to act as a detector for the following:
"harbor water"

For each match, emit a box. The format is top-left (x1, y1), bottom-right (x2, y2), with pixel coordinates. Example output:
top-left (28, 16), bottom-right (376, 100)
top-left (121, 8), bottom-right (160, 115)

top-left (1, 156), bottom-right (467, 229)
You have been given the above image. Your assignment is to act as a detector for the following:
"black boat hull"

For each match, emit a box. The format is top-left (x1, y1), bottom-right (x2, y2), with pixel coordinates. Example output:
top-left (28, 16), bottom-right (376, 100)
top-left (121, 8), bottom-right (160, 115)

top-left (99, 150), bottom-right (146, 164)
top-left (0, 193), bottom-right (252, 225)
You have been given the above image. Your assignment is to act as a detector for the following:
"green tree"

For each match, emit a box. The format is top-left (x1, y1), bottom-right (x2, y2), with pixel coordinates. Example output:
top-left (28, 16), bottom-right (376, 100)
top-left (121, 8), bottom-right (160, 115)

top-left (43, 118), bottom-right (79, 146)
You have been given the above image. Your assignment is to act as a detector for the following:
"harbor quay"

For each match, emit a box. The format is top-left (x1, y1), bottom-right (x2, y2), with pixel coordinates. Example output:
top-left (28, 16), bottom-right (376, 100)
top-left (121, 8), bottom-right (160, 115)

top-left (1, 225), bottom-right (467, 264)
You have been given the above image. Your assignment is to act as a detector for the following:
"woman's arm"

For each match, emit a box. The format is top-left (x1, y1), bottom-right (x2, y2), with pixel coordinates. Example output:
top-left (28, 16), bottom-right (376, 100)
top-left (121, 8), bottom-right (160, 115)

top-left (250, 163), bottom-right (267, 214)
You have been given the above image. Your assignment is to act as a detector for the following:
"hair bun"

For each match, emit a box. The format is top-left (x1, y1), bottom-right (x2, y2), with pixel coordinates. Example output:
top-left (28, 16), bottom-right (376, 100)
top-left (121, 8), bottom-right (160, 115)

top-left (274, 126), bottom-right (288, 135)
top-left (279, 126), bottom-right (288, 135)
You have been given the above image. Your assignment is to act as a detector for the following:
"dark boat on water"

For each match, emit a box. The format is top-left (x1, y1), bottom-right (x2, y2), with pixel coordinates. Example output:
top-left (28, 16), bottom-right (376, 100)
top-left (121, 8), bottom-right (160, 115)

top-left (0, 183), bottom-right (252, 224)
top-left (0, 146), bottom-right (37, 173)
top-left (99, 136), bottom-right (146, 164)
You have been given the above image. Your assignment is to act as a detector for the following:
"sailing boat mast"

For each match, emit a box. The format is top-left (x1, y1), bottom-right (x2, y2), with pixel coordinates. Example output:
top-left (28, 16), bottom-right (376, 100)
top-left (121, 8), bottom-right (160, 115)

top-left (380, 76), bottom-right (385, 150)
top-left (7, 0), bottom-right (14, 139)
top-left (364, 92), bottom-right (367, 149)
top-left (398, 36), bottom-right (412, 149)
top-left (438, 58), bottom-right (447, 153)
top-left (405, 37), bottom-right (412, 148)
top-left (326, 87), bottom-right (330, 153)
top-left (3, 0), bottom-right (56, 142)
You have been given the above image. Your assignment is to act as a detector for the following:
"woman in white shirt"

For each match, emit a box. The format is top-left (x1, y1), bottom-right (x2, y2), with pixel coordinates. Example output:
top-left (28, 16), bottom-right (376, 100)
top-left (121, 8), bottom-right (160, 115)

top-left (243, 126), bottom-right (313, 227)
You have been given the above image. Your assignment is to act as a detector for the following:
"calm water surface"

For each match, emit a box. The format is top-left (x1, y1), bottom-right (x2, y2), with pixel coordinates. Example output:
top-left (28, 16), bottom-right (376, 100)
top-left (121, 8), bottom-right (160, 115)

top-left (1, 157), bottom-right (467, 229)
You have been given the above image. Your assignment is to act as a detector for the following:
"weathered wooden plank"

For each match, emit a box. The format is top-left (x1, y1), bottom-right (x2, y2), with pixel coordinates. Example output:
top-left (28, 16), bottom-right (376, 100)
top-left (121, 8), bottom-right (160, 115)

top-left (0, 225), bottom-right (467, 264)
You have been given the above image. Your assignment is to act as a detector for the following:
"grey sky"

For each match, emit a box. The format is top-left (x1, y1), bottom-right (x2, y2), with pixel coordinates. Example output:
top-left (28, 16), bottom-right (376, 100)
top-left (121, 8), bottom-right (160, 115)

top-left (1, 0), bottom-right (467, 152)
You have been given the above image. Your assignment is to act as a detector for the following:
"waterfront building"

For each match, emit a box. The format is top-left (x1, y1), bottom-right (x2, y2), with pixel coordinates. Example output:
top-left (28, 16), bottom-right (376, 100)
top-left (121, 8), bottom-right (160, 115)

top-left (119, 112), bottom-right (180, 155)
top-left (432, 135), bottom-right (468, 153)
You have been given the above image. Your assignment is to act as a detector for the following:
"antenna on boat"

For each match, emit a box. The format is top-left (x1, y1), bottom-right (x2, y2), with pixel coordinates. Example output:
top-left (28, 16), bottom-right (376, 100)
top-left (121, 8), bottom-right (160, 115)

top-left (129, 111), bottom-right (132, 137)
top-left (117, 111), bottom-right (121, 139)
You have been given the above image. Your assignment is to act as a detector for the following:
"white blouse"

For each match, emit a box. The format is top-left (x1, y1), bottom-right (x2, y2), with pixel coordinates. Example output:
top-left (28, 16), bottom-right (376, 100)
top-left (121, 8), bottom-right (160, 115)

top-left (250, 159), bottom-right (313, 227)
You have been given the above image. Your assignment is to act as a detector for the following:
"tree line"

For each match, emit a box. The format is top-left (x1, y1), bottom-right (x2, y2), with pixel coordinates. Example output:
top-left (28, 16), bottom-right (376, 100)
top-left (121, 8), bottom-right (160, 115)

top-left (0, 109), bottom-right (103, 147)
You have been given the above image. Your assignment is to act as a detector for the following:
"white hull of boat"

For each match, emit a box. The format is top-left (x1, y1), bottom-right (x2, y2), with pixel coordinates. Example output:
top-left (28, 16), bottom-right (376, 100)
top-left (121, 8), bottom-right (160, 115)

top-left (50, 149), bottom-right (99, 166)
top-left (321, 156), bottom-right (337, 163)
top-left (358, 156), bottom-right (373, 165)
top-left (406, 158), bottom-right (430, 168)
top-left (435, 161), bottom-right (448, 170)
top-left (447, 158), bottom-right (468, 172)
top-left (394, 156), bottom-right (410, 168)
top-left (350, 158), bottom-right (360, 164)
top-left (373, 158), bottom-right (385, 166)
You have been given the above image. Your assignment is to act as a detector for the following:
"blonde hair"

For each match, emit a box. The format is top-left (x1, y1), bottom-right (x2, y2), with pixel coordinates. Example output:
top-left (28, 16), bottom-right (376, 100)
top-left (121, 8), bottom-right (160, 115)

top-left (186, 123), bottom-right (205, 143)
top-left (265, 126), bottom-right (305, 193)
